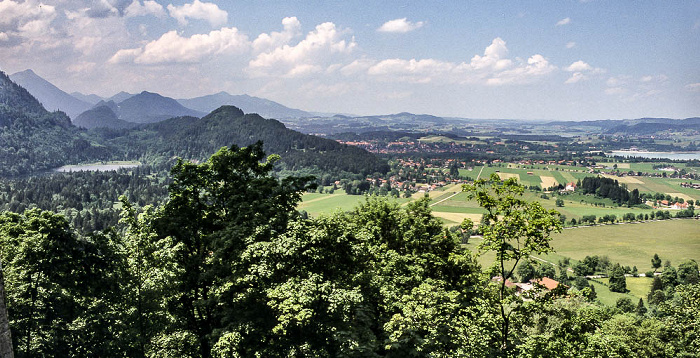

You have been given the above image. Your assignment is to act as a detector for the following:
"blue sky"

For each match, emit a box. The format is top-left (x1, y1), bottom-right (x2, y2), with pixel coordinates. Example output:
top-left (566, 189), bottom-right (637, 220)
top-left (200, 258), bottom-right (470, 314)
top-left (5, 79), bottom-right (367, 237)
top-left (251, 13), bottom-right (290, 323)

top-left (0, 0), bottom-right (698, 120)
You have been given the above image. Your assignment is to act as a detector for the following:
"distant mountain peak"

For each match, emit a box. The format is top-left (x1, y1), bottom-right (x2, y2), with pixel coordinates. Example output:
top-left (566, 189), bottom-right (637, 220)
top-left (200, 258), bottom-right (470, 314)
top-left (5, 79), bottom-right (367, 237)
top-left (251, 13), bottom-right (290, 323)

top-left (177, 92), bottom-right (310, 119)
top-left (9, 69), bottom-right (91, 118)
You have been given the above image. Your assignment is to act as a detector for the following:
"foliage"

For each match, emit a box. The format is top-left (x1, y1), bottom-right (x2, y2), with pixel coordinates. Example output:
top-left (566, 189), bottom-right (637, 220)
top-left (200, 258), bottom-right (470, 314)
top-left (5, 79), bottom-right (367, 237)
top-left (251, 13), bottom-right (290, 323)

top-left (463, 173), bottom-right (562, 354)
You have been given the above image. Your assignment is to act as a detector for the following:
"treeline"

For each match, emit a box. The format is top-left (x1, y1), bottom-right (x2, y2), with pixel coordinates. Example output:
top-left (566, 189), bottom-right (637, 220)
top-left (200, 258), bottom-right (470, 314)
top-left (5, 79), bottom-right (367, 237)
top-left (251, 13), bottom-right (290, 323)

top-left (0, 168), bottom-right (169, 232)
top-left (0, 143), bottom-right (698, 357)
top-left (579, 176), bottom-right (643, 206)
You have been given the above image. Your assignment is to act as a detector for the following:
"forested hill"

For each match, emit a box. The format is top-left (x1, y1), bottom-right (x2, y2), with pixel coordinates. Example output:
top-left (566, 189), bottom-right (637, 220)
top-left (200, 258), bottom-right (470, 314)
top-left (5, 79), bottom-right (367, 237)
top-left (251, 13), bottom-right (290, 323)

top-left (101, 106), bottom-right (389, 175)
top-left (0, 71), bottom-right (110, 176)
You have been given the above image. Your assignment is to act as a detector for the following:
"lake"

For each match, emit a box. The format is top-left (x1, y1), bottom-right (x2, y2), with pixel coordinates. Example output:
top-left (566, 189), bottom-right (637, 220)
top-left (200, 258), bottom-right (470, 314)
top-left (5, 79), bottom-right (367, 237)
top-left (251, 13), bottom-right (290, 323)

top-left (53, 163), bottom-right (140, 172)
top-left (609, 151), bottom-right (700, 161)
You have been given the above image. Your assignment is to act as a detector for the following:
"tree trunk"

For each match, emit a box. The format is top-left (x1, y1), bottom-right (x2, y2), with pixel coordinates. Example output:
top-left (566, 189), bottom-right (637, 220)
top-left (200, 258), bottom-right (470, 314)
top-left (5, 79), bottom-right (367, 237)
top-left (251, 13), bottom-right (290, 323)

top-left (0, 261), bottom-right (14, 358)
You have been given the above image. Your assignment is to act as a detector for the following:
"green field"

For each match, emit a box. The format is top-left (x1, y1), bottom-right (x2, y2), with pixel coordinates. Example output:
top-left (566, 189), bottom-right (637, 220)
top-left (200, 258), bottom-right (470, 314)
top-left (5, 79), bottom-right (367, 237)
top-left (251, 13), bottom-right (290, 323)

top-left (538, 220), bottom-right (700, 270)
top-left (458, 164), bottom-right (700, 202)
top-left (299, 193), bottom-right (412, 217)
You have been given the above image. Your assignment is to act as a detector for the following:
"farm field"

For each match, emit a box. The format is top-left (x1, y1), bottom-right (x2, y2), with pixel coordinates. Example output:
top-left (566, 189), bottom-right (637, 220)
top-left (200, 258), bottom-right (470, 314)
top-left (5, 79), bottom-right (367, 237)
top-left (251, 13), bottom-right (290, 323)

top-left (537, 220), bottom-right (700, 270)
top-left (459, 164), bottom-right (700, 202)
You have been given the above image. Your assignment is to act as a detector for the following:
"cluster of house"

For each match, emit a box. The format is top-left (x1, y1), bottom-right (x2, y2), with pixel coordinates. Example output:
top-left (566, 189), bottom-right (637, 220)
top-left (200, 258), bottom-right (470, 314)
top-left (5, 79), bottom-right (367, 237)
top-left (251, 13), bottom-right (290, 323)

top-left (681, 182), bottom-right (700, 190)
top-left (650, 200), bottom-right (690, 210)
top-left (493, 276), bottom-right (565, 298)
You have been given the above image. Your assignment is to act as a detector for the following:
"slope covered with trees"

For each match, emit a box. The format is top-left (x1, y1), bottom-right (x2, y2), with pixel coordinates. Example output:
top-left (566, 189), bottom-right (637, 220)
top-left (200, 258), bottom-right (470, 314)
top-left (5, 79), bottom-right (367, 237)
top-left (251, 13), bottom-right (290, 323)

top-left (0, 71), bottom-right (111, 176)
top-left (99, 106), bottom-right (388, 176)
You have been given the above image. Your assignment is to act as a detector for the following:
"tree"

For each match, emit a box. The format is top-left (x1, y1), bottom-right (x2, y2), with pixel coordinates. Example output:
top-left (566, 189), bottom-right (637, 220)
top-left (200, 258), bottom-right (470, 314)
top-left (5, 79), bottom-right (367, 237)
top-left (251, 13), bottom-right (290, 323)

top-left (555, 198), bottom-right (564, 207)
top-left (616, 297), bottom-right (635, 313)
top-left (150, 142), bottom-right (314, 358)
top-left (651, 253), bottom-right (662, 273)
top-left (636, 298), bottom-right (647, 316)
top-left (609, 264), bottom-right (628, 293)
top-left (537, 263), bottom-right (556, 279)
top-left (463, 173), bottom-right (561, 354)
top-left (677, 259), bottom-right (700, 285)
top-left (517, 261), bottom-right (537, 283)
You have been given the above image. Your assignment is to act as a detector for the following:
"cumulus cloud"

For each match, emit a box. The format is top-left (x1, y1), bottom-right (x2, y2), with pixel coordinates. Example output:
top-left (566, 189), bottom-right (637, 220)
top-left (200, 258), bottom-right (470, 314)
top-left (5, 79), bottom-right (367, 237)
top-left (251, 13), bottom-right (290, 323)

top-left (377, 18), bottom-right (425, 33)
top-left (469, 37), bottom-right (513, 71)
top-left (248, 22), bottom-right (356, 77)
top-left (167, 0), bottom-right (228, 27)
top-left (564, 60), bottom-right (604, 83)
top-left (125, 0), bottom-right (166, 18)
top-left (556, 17), bottom-right (571, 26)
top-left (566, 41), bottom-right (576, 49)
top-left (364, 38), bottom-right (555, 85)
top-left (252, 17), bottom-right (301, 53)
top-left (109, 27), bottom-right (249, 64)
top-left (0, 0), bottom-right (57, 41)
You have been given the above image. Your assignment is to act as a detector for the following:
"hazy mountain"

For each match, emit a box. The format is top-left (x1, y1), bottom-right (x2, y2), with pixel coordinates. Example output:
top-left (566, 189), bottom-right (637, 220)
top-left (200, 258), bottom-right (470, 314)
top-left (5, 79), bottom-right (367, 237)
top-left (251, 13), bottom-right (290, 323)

top-left (178, 91), bottom-right (311, 119)
top-left (73, 104), bottom-right (136, 129)
top-left (106, 91), bottom-right (134, 103)
top-left (115, 91), bottom-right (204, 124)
top-left (9, 69), bottom-right (91, 118)
top-left (70, 92), bottom-right (103, 105)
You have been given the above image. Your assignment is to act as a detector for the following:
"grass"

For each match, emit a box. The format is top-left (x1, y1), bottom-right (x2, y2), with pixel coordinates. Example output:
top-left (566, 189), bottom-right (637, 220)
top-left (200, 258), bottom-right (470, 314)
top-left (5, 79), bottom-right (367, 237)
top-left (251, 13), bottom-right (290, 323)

top-left (537, 220), bottom-right (700, 270)
top-left (299, 193), bottom-right (411, 217)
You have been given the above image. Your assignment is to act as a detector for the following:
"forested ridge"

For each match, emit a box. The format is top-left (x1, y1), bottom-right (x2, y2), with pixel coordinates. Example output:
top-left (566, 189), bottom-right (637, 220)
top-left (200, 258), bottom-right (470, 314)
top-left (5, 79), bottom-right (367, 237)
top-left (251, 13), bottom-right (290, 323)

top-left (0, 144), bottom-right (698, 358)
top-left (0, 71), bottom-right (388, 179)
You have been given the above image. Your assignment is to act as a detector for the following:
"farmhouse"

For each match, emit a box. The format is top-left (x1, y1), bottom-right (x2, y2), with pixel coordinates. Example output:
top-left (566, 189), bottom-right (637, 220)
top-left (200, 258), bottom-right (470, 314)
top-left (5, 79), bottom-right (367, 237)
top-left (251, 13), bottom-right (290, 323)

top-left (564, 182), bottom-right (576, 191)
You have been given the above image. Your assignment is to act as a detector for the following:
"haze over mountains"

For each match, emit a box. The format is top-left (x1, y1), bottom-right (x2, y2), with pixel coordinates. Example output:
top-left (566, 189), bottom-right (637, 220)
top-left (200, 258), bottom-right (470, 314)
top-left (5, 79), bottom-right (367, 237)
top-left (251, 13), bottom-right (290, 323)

top-left (8, 69), bottom-right (313, 128)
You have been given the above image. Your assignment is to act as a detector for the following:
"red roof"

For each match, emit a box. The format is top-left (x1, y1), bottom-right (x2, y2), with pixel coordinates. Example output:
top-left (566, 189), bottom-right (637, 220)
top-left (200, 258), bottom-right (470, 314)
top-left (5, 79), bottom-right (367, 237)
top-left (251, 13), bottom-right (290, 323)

top-left (531, 277), bottom-right (560, 290)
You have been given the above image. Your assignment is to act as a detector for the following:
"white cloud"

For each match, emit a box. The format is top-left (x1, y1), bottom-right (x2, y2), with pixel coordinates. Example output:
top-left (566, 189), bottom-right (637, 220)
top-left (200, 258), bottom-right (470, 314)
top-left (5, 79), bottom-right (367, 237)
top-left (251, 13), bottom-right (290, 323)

top-left (0, 0), bottom-right (57, 40)
top-left (340, 59), bottom-right (376, 76)
top-left (566, 41), bottom-right (576, 49)
top-left (565, 60), bottom-right (592, 72)
top-left (468, 37), bottom-right (512, 71)
top-left (564, 60), bottom-right (604, 83)
top-left (248, 22), bottom-right (356, 77)
top-left (486, 54), bottom-right (557, 85)
top-left (125, 0), bottom-right (166, 18)
top-left (0, 32), bottom-right (8, 41)
top-left (110, 27), bottom-right (249, 64)
top-left (556, 17), bottom-right (571, 26)
top-left (252, 17), bottom-right (301, 53)
top-left (565, 72), bottom-right (586, 84)
top-left (377, 18), bottom-right (425, 33)
top-left (167, 0), bottom-right (228, 27)
top-left (364, 38), bottom-right (555, 86)
top-left (686, 83), bottom-right (700, 92)
top-left (108, 47), bottom-right (143, 63)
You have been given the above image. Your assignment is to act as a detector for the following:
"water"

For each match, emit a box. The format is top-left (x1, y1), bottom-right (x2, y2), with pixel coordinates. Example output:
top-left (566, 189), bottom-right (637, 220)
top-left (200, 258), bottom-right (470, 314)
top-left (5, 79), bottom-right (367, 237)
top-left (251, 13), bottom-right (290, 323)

top-left (53, 163), bottom-right (140, 172)
top-left (609, 151), bottom-right (700, 161)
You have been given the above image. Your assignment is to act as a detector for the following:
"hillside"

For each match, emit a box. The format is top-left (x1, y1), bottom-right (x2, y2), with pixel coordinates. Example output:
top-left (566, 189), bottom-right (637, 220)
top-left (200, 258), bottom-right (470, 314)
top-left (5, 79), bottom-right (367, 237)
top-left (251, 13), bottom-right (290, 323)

top-left (9, 70), bottom-right (91, 118)
top-left (73, 104), bottom-right (137, 129)
top-left (0, 71), bottom-right (110, 176)
top-left (178, 91), bottom-right (311, 119)
top-left (100, 106), bottom-right (388, 175)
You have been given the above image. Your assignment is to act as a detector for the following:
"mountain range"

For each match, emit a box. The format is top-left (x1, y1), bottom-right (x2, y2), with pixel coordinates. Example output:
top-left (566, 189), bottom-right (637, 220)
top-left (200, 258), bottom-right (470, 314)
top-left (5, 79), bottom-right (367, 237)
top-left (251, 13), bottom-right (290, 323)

top-left (0, 69), bottom-right (387, 177)
top-left (8, 69), bottom-right (312, 125)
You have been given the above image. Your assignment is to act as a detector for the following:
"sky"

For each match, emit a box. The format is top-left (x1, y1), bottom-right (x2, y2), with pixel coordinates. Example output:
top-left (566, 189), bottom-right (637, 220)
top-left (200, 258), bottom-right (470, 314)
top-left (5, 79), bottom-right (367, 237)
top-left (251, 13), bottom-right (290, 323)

top-left (0, 0), bottom-right (698, 120)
